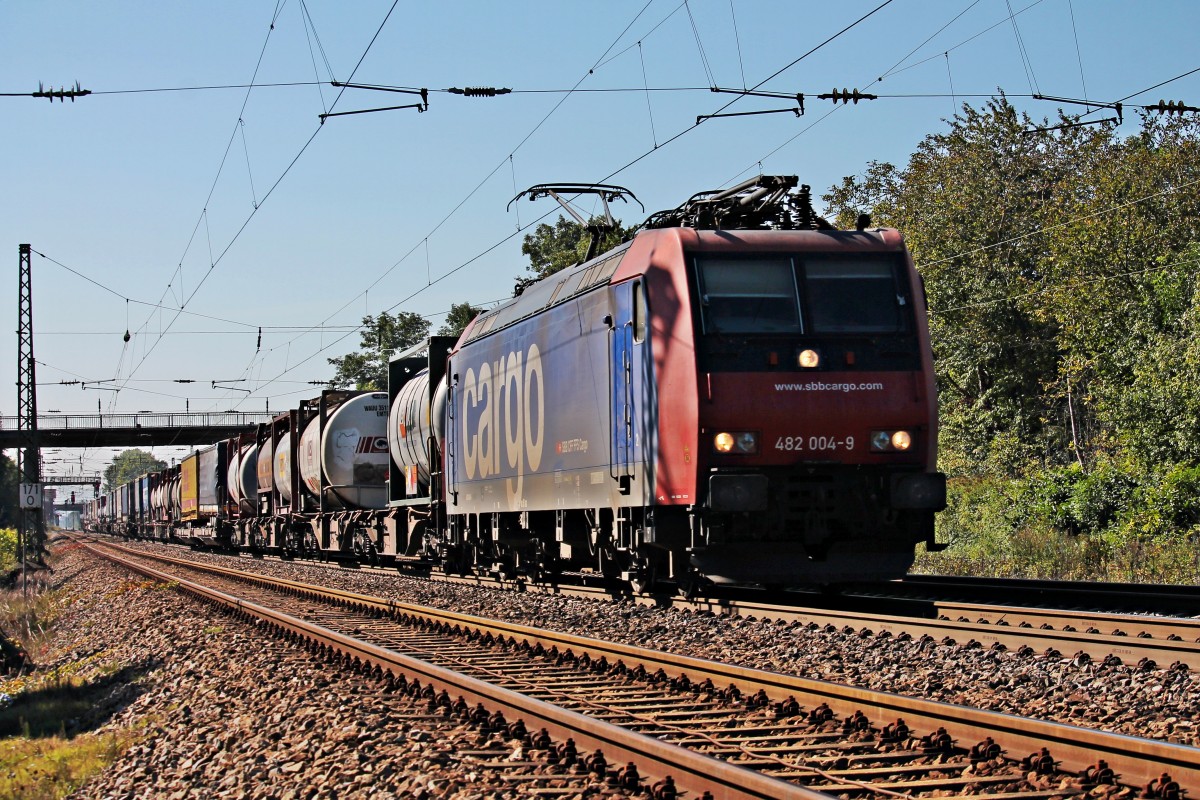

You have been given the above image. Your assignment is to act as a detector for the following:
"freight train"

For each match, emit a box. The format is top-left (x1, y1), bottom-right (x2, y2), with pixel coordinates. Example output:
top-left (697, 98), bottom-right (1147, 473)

top-left (85, 176), bottom-right (946, 592)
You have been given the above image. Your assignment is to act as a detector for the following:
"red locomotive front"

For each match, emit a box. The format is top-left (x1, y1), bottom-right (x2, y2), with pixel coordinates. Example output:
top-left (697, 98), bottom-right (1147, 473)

top-left (632, 223), bottom-right (945, 586)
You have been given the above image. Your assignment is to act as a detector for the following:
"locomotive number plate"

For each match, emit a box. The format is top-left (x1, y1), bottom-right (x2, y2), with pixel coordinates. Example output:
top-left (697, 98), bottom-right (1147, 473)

top-left (774, 435), bottom-right (855, 452)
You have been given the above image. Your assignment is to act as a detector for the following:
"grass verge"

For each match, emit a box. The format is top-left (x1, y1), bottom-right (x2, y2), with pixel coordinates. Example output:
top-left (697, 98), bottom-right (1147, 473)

top-left (0, 541), bottom-right (145, 799)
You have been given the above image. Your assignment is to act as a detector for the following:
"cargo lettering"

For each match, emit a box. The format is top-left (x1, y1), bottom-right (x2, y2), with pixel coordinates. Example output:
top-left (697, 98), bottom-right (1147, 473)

top-left (460, 344), bottom-right (545, 496)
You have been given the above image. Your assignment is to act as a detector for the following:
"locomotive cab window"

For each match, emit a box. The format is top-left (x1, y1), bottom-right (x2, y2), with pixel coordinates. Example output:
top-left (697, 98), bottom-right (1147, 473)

top-left (696, 256), bottom-right (801, 334)
top-left (803, 257), bottom-right (907, 334)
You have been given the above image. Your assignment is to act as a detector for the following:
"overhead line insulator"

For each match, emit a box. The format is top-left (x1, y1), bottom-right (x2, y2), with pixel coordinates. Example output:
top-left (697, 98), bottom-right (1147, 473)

top-left (448, 87), bottom-right (512, 97)
top-left (1145, 99), bottom-right (1199, 115)
top-left (817, 88), bottom-right (877, 104)
top-left (33, 80), bottom-right (90, 102)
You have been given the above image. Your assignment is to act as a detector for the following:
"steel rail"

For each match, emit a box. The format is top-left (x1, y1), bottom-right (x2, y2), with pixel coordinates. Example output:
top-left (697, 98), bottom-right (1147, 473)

top-left (93, 540), bottom-right (1200, 793)
top-left (929, 599), bottom-right (1200, 641)
top-left (402, 561), bottom-right (1200, 668)
top-left (900, 574), bottom-right (1200, 616)
top-left (677, 596), bottom-right (1200, 670)
top-left (79, 539), bottom-right (828, 800)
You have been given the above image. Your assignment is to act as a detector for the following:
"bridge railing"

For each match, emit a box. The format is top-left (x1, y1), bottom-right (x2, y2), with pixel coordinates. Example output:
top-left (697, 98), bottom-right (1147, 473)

top-left (0, 412), bottom-right (274, 431)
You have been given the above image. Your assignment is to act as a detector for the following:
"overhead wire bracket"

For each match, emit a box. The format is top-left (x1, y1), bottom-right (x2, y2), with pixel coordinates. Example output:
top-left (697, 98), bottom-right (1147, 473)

top-left (701, 88), bottom-right (804, 124)
top-left (1026, 94), bottom-right (1123, 134)
top-left (1143, 99), bottom-right (1199, 115)
top-left (698, 106), bottom-right (802, 124)
top-left (321, 83), bottom-right (428, 122)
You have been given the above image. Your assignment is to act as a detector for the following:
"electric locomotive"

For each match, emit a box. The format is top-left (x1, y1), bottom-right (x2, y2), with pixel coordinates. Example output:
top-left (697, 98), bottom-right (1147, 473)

top-left (389, 175), bottom-right (946, 589)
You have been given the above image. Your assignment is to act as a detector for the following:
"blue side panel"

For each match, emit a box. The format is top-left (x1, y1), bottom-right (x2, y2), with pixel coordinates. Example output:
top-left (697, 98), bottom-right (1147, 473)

top-left (447, 287), bottom-right (648, 513)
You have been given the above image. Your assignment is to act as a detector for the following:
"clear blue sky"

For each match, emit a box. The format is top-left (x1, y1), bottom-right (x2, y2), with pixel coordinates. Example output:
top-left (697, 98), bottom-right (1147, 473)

top-left (4, 0), bottom-right (1199, 482)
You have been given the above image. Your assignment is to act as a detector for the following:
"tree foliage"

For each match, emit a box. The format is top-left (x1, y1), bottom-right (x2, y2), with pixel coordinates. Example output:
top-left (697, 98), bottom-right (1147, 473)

top-left (0, 452), bottom-right (18, 528)
top-left (438, 302), bottom-right (481, 338)
top-left (827, 99), bottom-right (1200, 576)
top-left (516, 216), bottom-right (633, 295)
top-left (327, 311), bottom-right (431, 391)
top-left (104, 449), bottom-right (166, 492)
top-left (825, 99), bottom-right (1200, 476)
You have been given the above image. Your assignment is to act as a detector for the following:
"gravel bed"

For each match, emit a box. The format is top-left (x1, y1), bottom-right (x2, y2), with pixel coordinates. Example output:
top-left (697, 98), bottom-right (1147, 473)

top-left (37, 541), bottom-right (639, 799)
top-left (120, 540), bottom-right (1200, 750)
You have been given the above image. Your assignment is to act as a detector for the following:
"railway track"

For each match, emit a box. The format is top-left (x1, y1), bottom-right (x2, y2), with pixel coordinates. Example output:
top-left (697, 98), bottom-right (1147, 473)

top-left (678, 593), bottom-right (1200, 672)
top-left (99, 536), bottom-right (1200, 673)
top-left (79, 537), bottom-right (1199, 799)
top-left (895, 574), bottom-right (1200, 617)
top-left (103, 535), bottom-right (1200, 673)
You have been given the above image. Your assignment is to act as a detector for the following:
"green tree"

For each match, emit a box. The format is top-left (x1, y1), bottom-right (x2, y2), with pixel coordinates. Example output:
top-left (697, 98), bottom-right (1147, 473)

top-left (438, 302), bottom-right (481, 338)
top-left (824, 99), bottom-right (1200, 478)
top-left (104, 449), bottom-right (166, 492)
top-left (828, 98), bottom-right (1066, 475)
top-left (327, 311), bottom-right (431, 390)
top-left (516, 215), bottom-right (632, 295)
top-left (0, 452), bottom-right (18, 528)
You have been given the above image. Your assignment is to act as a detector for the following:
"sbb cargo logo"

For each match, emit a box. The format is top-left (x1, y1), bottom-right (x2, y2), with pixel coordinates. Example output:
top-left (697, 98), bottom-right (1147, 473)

top-left (459, 343), bottom-right (545, 506)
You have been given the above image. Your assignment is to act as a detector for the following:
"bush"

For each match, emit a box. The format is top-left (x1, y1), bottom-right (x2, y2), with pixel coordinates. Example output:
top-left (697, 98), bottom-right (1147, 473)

top-left (915, 461), bottom-right (1200, 583)
top-left (1068, 462), bottom-right (1137, 534)
top-left (0, 529), bottom-right (15, 574)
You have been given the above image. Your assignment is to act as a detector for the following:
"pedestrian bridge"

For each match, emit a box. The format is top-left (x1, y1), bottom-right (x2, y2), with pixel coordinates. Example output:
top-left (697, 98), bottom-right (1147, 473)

top-left (0, 412), bottom-right (274, 450)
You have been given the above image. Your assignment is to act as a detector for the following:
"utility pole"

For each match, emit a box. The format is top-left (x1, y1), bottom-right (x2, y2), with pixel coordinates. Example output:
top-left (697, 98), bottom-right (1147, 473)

top-left (16, 244), bottom-right (43, 594)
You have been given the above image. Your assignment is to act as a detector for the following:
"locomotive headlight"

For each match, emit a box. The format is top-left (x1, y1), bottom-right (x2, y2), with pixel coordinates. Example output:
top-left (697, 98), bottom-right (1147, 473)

top-left (735, 432), bottom-right (759, 453)
top-left (871, 429), bottom-right (914, 452)
top-left (797, 349), bottom-right (821, 369)
top-left (714, 431), bottom-right (758, 454)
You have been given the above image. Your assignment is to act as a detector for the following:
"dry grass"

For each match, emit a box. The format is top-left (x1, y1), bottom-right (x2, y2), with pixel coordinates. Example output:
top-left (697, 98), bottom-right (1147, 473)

top-left (0, 730), bottom-right (136, 800)
top-left (0, 545), bottom-right (143, 799)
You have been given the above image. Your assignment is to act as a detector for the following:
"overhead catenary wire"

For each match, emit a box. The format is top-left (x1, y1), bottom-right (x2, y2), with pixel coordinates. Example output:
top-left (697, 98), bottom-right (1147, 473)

top-left (35, 3), bottom-right (1198, 416)
top-left (1005, 0), bottom-right (1041, 96)
top-left (921, 174), bottom-right (1200, 271)
top-left (728, 0), bottom-right (747, 91)
top-left (225, 0), bottom-right (666, 398)
top-left (682, 0), bottom-right (717, 88)
top-left (932, 254), bottom-right (1200, 316)
top-left (110, 0), bottom-right (404, 402)
top-left (1066, 0), bottom-right (1090, 110)
top-left (179, 0), bottom-right (901, 408)
top-left (235, 2), bottom-right (897, 400)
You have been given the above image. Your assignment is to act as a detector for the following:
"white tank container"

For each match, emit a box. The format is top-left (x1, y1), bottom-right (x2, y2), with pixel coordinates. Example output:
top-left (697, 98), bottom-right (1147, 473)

top-left (237, 443), bottom-right (258, 512)
top-left (256, 439), bottom-right (274, 496)
top-left (226, 443), bottom-right (258, 512)
top-left (389, 369), bottom-right (433, 486)
top-left (227, 446), bottom-right (243, 504)
top-left (274, 430), bottom-right (294, 504)
top-left (299, 393), bottom-right (389, 508)
top-left (299, 418), bottom-right (322, 500)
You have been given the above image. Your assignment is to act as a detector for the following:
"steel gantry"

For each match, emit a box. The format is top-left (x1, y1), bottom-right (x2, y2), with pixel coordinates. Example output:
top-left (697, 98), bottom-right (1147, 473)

top-left (16, 243), bottom-right (44, 584)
